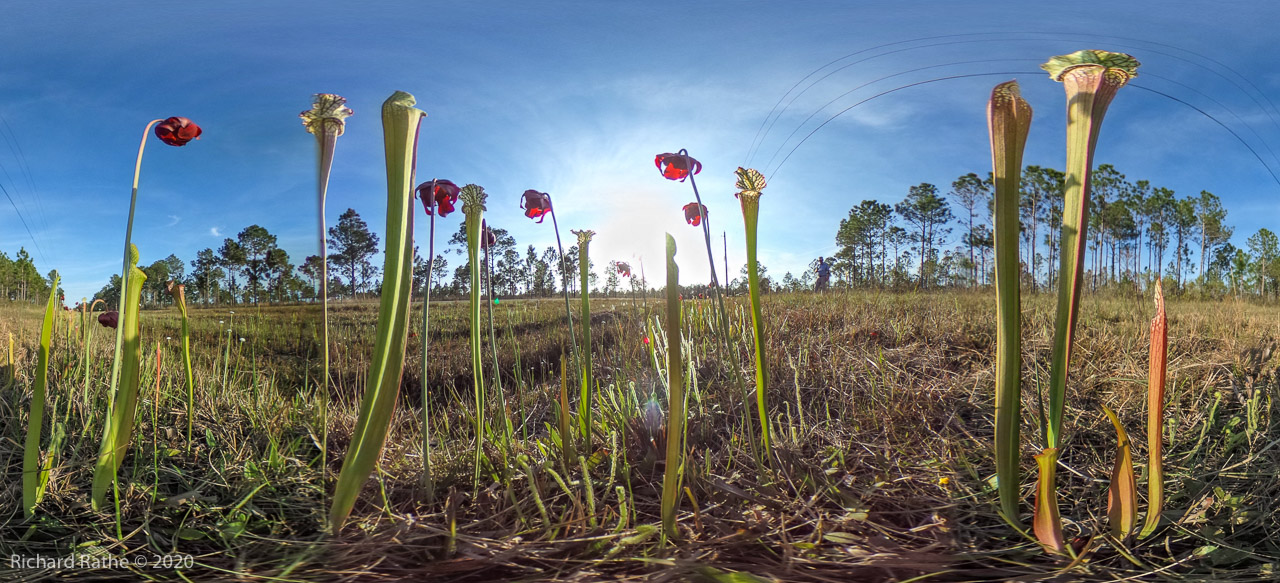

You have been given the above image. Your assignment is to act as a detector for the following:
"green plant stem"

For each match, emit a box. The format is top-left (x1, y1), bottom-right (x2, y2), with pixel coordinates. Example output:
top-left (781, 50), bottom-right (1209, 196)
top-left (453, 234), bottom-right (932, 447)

top-left (739, 193), bottom-right (771, 453)
top-left (177, 294), bottom-right (195, 453)
top-left (463, 190), bottom-right (487, 484)
top-left (486, 244), bottom-right (514, 446)
top-left (106, 119), bottom-right (161, 450)
top-left (660, 233), bottom-right (685, 540)
top-left (687, 168), bottom-right (759, 461)
top-left (421, 212), bottom-right (436, 499)
top-left (315, 120), bottom-right (337, 488)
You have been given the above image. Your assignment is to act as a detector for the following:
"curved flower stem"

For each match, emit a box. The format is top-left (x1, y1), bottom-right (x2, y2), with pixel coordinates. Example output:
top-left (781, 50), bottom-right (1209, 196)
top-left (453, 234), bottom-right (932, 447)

top-left (549, 207), bottom-right (580, 379)
top-left (107, 119), bottom-right (162, 426)
top-left (316, 135), bottom-right (334, 487)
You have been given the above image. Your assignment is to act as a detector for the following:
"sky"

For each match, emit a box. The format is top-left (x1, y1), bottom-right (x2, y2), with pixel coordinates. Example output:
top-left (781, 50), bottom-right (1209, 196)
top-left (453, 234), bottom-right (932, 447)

top-left (2, 1), bottom-right (1279, 302)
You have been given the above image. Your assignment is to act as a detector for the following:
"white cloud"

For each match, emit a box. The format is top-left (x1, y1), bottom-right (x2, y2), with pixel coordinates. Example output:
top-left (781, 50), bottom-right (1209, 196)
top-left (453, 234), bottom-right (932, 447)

top-left (210, 227), bottom-right (221, 237)
top-left (166, 215), bottom-right (181, 226)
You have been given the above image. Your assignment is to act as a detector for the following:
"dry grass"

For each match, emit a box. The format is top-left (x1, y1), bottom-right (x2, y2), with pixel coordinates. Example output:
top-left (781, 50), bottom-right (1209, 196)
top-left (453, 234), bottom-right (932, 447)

top-left (2, 290), bottom-right (1279, 582)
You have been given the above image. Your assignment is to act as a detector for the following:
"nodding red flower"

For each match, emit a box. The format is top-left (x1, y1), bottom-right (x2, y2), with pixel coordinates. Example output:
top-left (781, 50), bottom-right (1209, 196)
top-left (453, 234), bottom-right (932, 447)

top-left (480, 220), bottom-right (498, 250)
top-left (98, 311), bottom-right (119, 329)
top-left (642, 336), bottom-right (650, 346)
top-left (683, 202), bottom-right (708, 226)
top-left (655, 152), bottom-right (701, 181)
top-left (521, 190), bottom-right (552, 223)
top-left (155, 117), bottom-right (202, 146)
top-left (616, 261), bottom-right (632, 277)
top-left (416, 179), bottom-right (461, 218)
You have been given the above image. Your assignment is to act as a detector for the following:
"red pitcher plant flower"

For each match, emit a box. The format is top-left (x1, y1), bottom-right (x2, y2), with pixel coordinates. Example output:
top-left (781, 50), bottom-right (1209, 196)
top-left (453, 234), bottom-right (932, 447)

top-left (98, 311), bottom-right (119, 329)
top-left (418, 179), bottom-right (461, 217)
top-left (616, 261), bottom-right (631, 277)
top-left (683, 202), bottom-right (707, 226)
top-left (520, 189), bottom-right (552, 223)
top-left (155, 117), bottom-right (202, 146)
top-left (655, 152), bottom-right (701, 181)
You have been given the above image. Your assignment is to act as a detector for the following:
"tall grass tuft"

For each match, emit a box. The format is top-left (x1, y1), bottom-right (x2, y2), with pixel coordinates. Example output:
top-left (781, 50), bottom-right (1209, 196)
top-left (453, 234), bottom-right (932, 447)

top-left (22, 271), bottom-right (59, 518)
top-left (1140, 279), bottom-right (1168, 538)
top-left (329, 90), bottom-right (424, 533)
top-left (987, 80), bottom-right (1032, 522)
top-left (572, 229), bottom-right (596, 442)
top-left (660, 233), bottom-right (685, 540)
top-left (91, 245), bottom-right (147, 510)
top-left (734, 167), bottom-right (771, 453)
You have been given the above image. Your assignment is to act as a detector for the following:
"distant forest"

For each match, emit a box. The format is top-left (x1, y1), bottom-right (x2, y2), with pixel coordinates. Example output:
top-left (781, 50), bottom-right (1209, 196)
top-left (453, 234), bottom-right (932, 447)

top-left (3, 161), bottom-right (1274, 308)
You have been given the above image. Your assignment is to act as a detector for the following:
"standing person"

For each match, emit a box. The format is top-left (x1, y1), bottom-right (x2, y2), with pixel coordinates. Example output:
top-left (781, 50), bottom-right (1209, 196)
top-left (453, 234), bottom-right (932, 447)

top-left (815, 256), bottom-right (831, 292)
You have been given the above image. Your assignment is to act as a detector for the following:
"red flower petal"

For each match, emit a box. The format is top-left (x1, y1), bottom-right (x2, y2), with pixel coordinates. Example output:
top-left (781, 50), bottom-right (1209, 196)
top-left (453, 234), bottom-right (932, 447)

top-left (155, 117), bottom-right (202, 146)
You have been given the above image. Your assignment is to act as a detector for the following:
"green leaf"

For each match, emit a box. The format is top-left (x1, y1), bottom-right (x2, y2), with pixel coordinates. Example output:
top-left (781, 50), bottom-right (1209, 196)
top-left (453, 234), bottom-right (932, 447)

top-left (329, 91), bottom-right (425, 533)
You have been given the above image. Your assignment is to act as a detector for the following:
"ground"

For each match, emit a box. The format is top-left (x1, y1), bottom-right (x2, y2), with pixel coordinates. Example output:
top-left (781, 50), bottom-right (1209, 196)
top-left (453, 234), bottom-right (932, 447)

top-left (1, 290), bottom-right (1278, 582)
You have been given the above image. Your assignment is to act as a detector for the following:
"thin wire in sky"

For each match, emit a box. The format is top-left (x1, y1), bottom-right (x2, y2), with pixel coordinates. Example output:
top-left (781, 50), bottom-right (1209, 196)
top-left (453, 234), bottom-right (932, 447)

top-left (768, 72), bottom-right (1043, 178)
top-left (748, 32), bottom-right (1280, 176)
top-left (760, 58), bottom-right (1041, 173)
top-left (1130, 84), bottom-right (1280, 188)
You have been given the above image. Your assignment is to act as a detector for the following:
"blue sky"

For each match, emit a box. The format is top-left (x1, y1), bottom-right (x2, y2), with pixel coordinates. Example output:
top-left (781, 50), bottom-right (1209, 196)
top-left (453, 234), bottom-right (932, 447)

top-left (2, 1), bottom-right (1278, 301)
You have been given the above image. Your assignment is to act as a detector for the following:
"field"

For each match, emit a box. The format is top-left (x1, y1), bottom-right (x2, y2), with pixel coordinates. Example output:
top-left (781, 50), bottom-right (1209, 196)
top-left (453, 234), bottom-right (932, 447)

top-left (3, 290), bottom-right (1280, 582)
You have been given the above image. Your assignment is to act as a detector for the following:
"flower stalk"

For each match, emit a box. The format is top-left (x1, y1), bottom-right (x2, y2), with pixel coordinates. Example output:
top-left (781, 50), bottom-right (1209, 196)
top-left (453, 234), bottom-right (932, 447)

top-left (301, 93), bottom-right (353, 480)
top-left (987, 80), bottom-right (1032, 522)
top-left (329, 91), bottom-right (424, 533)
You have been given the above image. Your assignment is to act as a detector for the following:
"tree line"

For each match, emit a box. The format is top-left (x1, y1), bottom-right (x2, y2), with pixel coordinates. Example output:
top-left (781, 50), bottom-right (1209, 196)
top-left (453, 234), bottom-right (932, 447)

top-left (0, 248), bottom-right (59, 304)
top-left (829, 163), bottom-right (1265, 297)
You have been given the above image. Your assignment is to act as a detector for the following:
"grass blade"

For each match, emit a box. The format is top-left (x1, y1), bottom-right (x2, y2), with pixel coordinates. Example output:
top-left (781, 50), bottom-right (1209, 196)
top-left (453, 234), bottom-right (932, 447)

top-left (22, 271), bottom-right (59, 518)
top-left (329, 91), bottom-right (424, 533)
